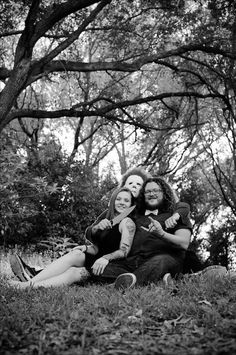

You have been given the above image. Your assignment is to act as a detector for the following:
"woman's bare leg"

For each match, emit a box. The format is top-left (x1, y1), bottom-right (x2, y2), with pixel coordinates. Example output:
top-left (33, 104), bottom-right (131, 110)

top-left (9, 267), bottom-right (89, 289)
top-left (26, 250), bottom-right (86, 283)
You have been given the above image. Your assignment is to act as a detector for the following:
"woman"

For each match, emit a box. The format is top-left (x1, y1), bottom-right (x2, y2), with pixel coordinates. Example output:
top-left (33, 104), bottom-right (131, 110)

top-left (8, 187), bottom-right (136, 288)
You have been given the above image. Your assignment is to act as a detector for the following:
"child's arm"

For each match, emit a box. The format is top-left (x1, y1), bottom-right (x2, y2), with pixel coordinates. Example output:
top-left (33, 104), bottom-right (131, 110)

top-left (165, 202), bottom-right (191, 229)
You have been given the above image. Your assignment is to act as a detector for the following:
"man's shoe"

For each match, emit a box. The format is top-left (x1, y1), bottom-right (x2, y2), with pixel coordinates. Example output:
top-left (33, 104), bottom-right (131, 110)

top-left (9, 254), bottom-right (37, 281)
top-left (114, 273), bottom-right (136, 290)
top-left (163, 273), bottom-right (173, 286)
top-left (189, 265), bottom-right (227, 279)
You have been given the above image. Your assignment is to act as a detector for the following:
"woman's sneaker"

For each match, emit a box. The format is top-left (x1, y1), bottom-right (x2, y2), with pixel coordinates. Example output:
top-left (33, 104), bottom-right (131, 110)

top-left (114, 273), bottom-right (137, 290)
top-left (9, 254), bottom-right (37, 282)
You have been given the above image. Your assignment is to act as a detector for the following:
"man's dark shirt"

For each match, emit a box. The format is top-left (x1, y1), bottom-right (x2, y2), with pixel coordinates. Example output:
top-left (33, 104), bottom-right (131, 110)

top-left (129, 211), bottom-right (192, 260)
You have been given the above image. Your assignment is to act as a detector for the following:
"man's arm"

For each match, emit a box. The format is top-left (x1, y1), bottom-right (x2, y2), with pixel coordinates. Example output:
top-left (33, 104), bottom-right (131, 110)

top-left (161, 228), bottom-right (191, 250)
top-left (174, 202), bottom-right (190, 219)
top-left (148, 216), bottom-right (191, 250)
top-left (165, 202), bottom-right (191, 229)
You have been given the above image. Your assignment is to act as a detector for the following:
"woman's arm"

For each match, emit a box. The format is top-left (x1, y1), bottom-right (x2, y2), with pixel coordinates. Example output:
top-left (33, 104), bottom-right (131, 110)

top-left (84, 210), bottom-right (108, 241)
top-left (72, 244), bottom-right (98, 255)
top-left (85, 244), bottom-right (99, 255)
top-left (91, 217), bottom-right (136, 275)
top-left (103, 217), bottom-right (136, 261)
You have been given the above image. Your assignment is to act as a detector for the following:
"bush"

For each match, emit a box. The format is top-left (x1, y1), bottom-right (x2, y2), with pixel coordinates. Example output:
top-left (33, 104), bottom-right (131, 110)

top-left (0, 141), bottom-right (116, 247)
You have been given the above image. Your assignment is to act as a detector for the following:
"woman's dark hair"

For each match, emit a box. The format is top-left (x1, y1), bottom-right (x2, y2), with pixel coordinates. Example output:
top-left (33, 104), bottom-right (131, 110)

top-left (105, 187), bottom-right (135, 220)
top-left (118, 167), bottom-right (152, 188)
top-left (137, 176), bottom-right (178, 214)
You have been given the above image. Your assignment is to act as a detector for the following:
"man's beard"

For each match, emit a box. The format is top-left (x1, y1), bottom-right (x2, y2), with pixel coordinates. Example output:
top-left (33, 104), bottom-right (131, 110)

top-left (145, 199), bottom-right (163, 210)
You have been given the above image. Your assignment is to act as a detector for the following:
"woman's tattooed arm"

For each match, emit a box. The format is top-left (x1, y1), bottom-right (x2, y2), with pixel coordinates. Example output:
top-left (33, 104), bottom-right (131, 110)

top-left (102, 217), bottom-right (136, 261)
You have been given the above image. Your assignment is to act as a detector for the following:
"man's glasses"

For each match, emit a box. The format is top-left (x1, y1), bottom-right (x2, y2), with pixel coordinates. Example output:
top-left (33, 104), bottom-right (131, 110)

top-left (144, 189), bottom-right (163, 196)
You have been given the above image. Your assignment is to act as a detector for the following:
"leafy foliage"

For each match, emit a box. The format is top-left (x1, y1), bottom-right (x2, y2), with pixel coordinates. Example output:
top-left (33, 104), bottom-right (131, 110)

top-left (207, 217), bottom-right (236, 268)
top-left (0, 138), bottom-right (116, 247)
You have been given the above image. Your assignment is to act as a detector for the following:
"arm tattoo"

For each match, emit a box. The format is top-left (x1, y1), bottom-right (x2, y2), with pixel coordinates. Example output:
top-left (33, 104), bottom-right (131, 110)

top-left (103, 218), bottom-right (136, 261)
top-left (119, 219), bottom-right (136, 257)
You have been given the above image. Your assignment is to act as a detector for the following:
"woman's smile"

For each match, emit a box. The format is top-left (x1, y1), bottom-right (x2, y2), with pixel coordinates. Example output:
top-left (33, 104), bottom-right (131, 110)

top-left (114, 190), bottom-right (132, 214)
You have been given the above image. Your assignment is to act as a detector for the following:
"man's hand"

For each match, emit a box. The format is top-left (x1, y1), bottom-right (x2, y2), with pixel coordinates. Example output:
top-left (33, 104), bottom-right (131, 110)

top-left (91, 257), bottom-right (109, 275)
top-left (148, 217), bottom-right (165, 237)
top-left (165, 213), bottom-right (180, 229)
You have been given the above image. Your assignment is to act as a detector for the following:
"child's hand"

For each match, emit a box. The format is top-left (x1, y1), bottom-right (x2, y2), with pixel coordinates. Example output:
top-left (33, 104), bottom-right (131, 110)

top-left (92, 257), bottom-right (109, 275)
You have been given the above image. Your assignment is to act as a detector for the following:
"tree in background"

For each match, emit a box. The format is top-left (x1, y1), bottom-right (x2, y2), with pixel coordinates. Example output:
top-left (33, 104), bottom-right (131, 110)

top-left (0, 0), bottom-right (236, 265)
top-left (0, 135), bottom-right (116, 247)
top-left (207, 216), bottom-right (236, 268)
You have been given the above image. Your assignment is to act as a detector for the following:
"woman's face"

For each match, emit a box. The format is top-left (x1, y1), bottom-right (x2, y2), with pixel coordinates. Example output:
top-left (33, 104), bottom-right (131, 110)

top-left (114, 191), bottom-right (132, 214)
top-left (124, 175), bottom-right (144, 198)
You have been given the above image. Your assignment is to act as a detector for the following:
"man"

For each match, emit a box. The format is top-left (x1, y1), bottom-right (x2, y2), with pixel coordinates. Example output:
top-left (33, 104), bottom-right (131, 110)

top-left (91, 176), bottom-right (192, 288)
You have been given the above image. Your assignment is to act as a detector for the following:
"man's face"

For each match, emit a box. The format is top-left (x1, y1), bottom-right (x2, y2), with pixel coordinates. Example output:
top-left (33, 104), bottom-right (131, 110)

top-left (124, 175), bottom-right (144, 198)
top-left (144, 182), bottom-right (163, 210)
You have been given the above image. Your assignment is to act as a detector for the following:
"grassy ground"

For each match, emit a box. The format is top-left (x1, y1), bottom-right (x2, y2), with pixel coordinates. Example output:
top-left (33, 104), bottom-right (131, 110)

top-left (1, 252), bottom-right (236, 354)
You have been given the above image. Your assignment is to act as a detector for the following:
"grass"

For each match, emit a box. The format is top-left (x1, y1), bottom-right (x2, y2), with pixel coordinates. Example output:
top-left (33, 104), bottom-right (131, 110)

top-left (1, 251), bottom-right (236, 354)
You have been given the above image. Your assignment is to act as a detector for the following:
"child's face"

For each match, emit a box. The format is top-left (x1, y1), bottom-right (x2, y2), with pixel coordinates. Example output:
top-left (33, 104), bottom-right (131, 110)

top-left (124, 175), bottom-right (144, 198)
top-left (114, 191), bottom-right (132, 214)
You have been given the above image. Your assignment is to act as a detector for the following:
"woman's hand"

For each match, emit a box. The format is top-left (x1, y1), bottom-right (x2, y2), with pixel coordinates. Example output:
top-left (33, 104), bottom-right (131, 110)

top-left (92, 219), bottom-right (112, 235)
top-left (71, 245), bottom-right (87, 252)
top-left (91, 257), bottom-right (109, 275)
top-left (96, 219), bottom-right (112, 231)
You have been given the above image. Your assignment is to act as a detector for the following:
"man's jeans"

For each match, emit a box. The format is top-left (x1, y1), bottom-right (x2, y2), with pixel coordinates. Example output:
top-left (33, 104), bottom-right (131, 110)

top-left (91, 253), bottom-right (183, 286)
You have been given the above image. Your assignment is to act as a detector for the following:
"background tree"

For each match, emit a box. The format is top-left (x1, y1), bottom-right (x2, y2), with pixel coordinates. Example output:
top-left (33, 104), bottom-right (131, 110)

top-left (0, 0), bottom-right (236, 266)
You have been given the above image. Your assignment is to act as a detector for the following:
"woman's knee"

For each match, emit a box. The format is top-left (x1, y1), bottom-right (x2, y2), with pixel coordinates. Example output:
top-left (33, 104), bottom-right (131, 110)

top-left (65, 267), bottom-right (85, 281)
top-left (69, 249), bottom-right (86, 265)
